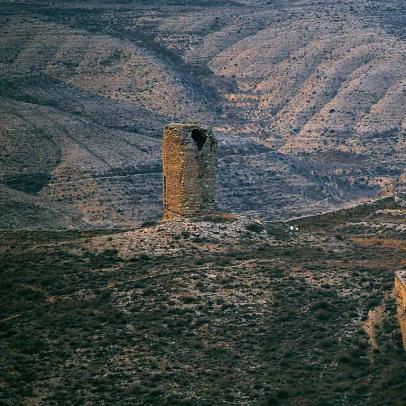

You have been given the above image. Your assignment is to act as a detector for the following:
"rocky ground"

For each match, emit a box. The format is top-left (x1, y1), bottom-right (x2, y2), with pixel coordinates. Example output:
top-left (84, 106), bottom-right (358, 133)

top-left (1, 197), bottom-right (405, 405)
top-left (1, 2), bottom-right (405, 404)
top-left (0, 0), bottom-right (405, 229)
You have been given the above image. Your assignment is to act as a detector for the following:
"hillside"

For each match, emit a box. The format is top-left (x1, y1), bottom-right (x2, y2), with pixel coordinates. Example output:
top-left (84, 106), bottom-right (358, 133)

top-left (0, 0), bottom-right (405, 228)
top-left (1, 197), bottom-right (405, 404)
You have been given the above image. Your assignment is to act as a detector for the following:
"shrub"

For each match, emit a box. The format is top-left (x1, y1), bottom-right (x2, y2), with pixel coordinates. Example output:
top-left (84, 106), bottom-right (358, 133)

top-left (246, 222), bottom-right (264, 233)
top-left (315, 308), bottom-right (330, 320)
top-left (141, 220), bottom-right (157, 228)
top-left (181, 295), bottom-right (197, 304)
top-left (200, 213), bottom-right (238, 223)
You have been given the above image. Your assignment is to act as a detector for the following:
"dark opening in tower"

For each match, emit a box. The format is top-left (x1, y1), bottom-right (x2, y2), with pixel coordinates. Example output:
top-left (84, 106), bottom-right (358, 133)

top-left (191, 128), bottom-right (207, 151)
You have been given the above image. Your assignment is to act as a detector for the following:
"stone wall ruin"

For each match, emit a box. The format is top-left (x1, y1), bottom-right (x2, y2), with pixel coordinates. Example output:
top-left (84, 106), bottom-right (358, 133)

top-left (395, 271), bottom-right (406, 350)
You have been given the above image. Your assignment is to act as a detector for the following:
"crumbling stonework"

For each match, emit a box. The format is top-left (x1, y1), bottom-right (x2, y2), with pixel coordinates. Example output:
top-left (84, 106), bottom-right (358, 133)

top-left (395, 271), bottom-right (406, 350)
top-left (162, 123), bottom-right (217, 220)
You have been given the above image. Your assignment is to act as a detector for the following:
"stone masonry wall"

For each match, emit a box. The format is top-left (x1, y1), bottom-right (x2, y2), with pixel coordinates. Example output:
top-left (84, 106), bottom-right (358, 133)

top-left (395, 271), bottom-right (406, 350)
top-left (162, 123), bottom-right (217, 220)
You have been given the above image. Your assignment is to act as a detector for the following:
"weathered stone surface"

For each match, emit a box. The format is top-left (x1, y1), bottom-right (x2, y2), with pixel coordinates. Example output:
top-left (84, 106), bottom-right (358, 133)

top-left (162, 123), bottom-right (217, 220)
top-left (395, 271), bottom-right (406, 350)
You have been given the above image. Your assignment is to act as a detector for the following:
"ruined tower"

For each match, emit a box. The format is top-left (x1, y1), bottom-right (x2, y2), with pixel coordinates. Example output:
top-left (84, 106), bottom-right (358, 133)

top-left (162, 123), bottom-right (217, 220)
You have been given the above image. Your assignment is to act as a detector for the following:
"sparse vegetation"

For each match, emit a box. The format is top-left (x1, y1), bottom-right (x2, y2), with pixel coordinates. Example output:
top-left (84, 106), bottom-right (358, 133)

top-left (1, 0), bottom-right (405, 228)
top-left (245, 222), bottom-right (264, 233)
top-left (0, 198), bottom-right (405, 404)
top-left (0, 0), bottom-right (406, 404)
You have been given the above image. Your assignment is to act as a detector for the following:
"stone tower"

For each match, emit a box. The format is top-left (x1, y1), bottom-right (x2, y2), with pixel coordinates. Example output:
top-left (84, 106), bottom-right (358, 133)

top-left (162, 123), bottom-right (217, 220)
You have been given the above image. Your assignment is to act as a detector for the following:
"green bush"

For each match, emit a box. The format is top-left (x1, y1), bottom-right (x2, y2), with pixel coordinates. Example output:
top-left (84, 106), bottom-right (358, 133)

top-left (246, 222), bottom-right (264, 233)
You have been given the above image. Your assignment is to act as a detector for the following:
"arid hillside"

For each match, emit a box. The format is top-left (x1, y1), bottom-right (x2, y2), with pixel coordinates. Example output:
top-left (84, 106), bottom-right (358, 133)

top-left (0, 0), bottom-right (405, 228)
top-left (1, 197), bottom-right (405, 404)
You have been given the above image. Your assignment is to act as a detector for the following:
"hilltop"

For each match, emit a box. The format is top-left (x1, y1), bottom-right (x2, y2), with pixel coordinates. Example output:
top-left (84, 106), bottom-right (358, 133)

top-left (1, 197), bottom-right (405, 404)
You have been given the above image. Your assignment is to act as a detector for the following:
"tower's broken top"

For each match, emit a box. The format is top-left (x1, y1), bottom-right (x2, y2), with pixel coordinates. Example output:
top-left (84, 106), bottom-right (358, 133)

top-left (164, 123), bottom-right (210, 151)
top-left (162, 123), bottom-right (217, 220)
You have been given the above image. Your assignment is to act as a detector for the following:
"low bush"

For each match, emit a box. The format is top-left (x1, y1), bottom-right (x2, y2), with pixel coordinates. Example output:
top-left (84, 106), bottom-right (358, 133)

top-left (246, 222), bottom-right (264, 233)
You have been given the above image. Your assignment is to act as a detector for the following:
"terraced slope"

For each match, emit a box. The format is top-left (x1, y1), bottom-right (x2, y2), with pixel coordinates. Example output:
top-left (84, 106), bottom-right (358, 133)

top-left (0, 0), bottom-right (405, 228)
